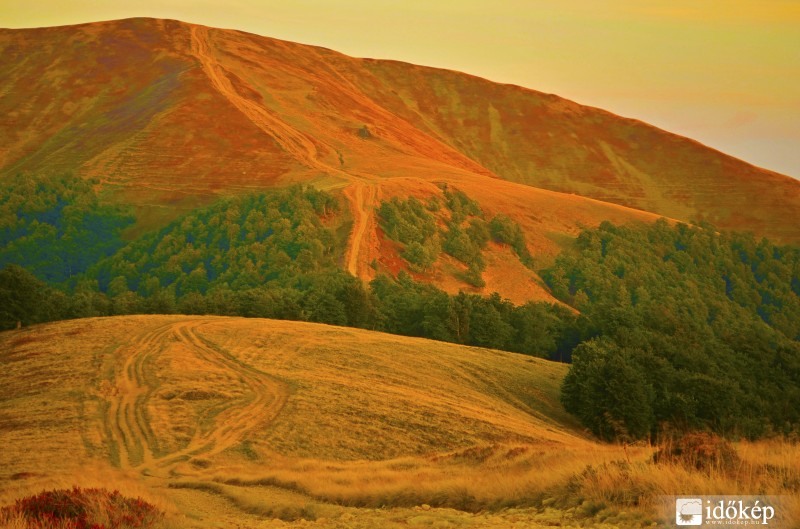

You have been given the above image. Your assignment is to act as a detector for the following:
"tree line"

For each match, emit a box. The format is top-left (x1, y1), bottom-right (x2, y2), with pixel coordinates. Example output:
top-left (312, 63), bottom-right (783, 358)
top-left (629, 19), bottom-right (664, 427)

top-left (0, 182), bottom-right (575, 359)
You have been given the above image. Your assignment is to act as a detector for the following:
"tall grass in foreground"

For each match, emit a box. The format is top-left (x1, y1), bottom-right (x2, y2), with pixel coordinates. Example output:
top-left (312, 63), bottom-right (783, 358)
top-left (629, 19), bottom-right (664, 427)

top-left (2, 437), bottom-right (797, 527)
top-left (196, 436), bottom-right (799, 526)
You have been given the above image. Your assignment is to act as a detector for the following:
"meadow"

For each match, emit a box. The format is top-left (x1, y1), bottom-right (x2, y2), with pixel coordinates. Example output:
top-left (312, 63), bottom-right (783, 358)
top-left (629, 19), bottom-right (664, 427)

top-left (1, 316), bottom-right (797, 528)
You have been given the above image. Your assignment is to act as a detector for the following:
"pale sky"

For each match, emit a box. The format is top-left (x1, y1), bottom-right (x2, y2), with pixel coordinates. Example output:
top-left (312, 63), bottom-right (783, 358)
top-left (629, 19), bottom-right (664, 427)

top-left (3, 0), bottom-right (799, 178)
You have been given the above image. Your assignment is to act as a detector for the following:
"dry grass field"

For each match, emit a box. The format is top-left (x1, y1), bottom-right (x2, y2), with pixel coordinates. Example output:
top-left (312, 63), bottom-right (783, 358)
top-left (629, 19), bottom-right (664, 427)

top-left (1, 316), bottom-right (798, 528)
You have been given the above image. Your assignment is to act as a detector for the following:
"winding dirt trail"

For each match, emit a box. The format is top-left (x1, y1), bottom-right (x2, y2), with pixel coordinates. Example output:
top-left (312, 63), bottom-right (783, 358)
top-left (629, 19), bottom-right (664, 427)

top-left (107, 322), bottom-right (174, 469)
top-left (191, 25), bottom-right (321, 169)
top-left (105, 319), bottom-right (288, 477)
top-left (191, 25), bottom-right (378, 280)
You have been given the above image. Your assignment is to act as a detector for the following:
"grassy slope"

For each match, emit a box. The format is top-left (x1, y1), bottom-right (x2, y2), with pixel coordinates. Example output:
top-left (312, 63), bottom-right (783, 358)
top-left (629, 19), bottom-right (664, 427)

top-left (6, 18), bottom-right (800, 304)
top-left (0, 19), bottom-right (669, 305)
top-left (2, 316), bottom-right (798, 528)
top-left (0, 316), bottom-right (576, 527)
top-left (0, 316), bottom-right (578, 472)
top-left (355, 58), bottom-right (800, 243)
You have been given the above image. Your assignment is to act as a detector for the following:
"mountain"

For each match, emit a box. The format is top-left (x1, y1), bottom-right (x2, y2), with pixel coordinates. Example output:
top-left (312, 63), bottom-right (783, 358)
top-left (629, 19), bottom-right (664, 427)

top-left (2, 18), bottom-right (799, 249)
top-left (3, 20), bottom-right (800, 525)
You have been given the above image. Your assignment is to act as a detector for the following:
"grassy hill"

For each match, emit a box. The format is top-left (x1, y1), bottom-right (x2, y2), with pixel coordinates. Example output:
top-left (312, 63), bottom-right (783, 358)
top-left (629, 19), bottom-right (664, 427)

top-left (356, 59), bottom-right (800, 242)
top-left (1, 316), bottom-right (798, 528)
top-left (0, 315), bottom-right (578, 474)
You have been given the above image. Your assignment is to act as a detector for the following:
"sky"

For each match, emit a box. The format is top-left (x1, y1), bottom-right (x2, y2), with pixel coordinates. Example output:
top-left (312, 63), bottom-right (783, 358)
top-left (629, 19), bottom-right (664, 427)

top-left (4, 0), bottom-right (800, 178)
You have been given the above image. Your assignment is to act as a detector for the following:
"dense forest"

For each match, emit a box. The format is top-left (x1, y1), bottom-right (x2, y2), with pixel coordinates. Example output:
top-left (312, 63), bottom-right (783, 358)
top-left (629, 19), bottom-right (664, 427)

top-left (546, 220), bottom-right (800, 439)
top-left (0, 174), bottom-right (132, 282)
top-left (0, 181), bottom-right (575, 359)
top-left (1, 178), bottom-right (799, 441)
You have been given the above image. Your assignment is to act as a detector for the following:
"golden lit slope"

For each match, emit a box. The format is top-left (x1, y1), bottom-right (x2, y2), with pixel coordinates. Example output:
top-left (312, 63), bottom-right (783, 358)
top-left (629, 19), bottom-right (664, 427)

top-left (3, 317), bottom-right (799, 528)
top-left (0, 315), bottom-right (592, 527)
top-left (0, 316), bottom-right (580, 478)
top-left (2, 17), bottom-right (799, 246)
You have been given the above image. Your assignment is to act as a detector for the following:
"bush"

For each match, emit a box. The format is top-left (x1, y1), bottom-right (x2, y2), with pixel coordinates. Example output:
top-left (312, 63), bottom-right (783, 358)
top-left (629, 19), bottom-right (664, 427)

top-left (378, 197), bottom-right (437, 246)
top-left (653, 432), bottom-right (740, 472)
top-left (489, 214), bottom-right (533, 266)
top-left (0, 487), bottom-right (164, 529)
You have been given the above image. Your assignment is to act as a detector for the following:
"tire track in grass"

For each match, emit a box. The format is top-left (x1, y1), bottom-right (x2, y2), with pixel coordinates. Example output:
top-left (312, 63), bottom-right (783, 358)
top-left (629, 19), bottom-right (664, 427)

top-left (105, 322), bottom-right (174, 468)
top-left (161, 321), bottom-right (288, 464)
top-left (105, 318), bottom-right (289, 477)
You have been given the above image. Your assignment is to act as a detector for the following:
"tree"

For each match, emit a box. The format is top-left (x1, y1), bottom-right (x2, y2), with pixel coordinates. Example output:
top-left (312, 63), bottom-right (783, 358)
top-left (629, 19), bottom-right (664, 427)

top-left (468, 295), bottom-right (514, 349)
top-left (0, 265), bottom-right (52, 329)
top-left (561, 338), bottom-right (654, 440)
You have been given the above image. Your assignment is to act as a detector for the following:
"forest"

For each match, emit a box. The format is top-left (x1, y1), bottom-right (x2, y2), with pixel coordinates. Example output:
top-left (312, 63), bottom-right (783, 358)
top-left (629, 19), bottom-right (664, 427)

top-left (545, 220), bottom-right (800, 439)
top-left (0, 173), bottom-right (133, 282)
top-left (1, 175), bottom-right (799, 441)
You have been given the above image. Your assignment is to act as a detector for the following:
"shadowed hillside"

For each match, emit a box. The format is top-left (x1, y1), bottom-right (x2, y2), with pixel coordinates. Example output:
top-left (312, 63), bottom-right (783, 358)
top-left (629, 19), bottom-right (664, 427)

top-left (2, 17), bottom-right (799, 251)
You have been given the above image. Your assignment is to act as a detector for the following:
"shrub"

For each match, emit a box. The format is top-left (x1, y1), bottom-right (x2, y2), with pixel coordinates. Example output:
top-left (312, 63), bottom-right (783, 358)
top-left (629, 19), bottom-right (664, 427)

top-left (1, 487), bottom-right (164, 529)
top-left (488, 214), bottom-right (533, 266)
top-left (654, 432), bottom-right (740, 472)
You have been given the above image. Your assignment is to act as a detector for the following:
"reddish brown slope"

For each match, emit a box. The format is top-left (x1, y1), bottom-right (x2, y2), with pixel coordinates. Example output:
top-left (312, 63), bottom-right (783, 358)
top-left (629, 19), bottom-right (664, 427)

top-left (351, 59), bottom-right (800, 242)
top-left (0, 19), bottom-right (495, 185)
top-left (0, 20), bottom-right (294, 202)
top-left (1, 17), bottom-right (799, 275)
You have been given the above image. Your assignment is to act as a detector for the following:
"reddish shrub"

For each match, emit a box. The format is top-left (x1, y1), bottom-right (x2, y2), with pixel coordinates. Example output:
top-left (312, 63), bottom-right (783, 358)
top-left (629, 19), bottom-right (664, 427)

top-left (654, 432), bottom-right (740, 472)
top-left (2, 487), bottom-right (162, 529)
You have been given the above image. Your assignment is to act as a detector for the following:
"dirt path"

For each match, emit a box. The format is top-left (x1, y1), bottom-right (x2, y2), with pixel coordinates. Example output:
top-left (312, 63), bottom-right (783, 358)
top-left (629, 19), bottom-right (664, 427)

top-left (105, 319), bottom-right (288, 477)
top-left (191, 25), bottom-right (379, 280)
top-left (163, 322), bottom-right (288, 465)
top-left (343, 182), bottom-right (377, 276)
top-left (107, 322), bottom-right (174, 469)
top-left (190, 25), bottom-right (321, 169)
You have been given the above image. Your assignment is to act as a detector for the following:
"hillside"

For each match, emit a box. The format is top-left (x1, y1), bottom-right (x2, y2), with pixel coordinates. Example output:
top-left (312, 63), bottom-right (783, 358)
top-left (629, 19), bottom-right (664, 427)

top-left (2, 17), bottom-right (800, 260)
top-left (1, 316), bottom-right (798, 528)
top-left (0, 316), bottom-right (578, 470)
top-left (356, 59), bottom-right (800, 242)
top-left (0, 315), bottom-right (586, 527)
